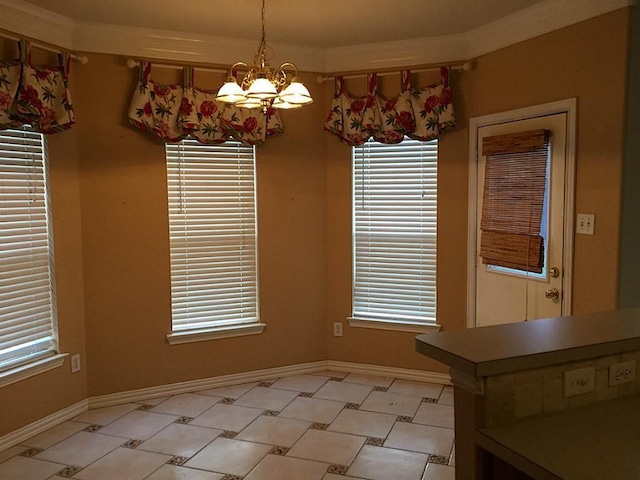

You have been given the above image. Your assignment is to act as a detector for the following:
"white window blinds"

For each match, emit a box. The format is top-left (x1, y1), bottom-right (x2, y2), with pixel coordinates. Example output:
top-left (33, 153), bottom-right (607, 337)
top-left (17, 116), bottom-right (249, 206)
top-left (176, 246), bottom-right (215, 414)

top-left (0, 127), bottom-right (58, 372)
top-left (166, 139), bottom-right (259, 333)
top-left (353, 138), bottom-right (437, 325)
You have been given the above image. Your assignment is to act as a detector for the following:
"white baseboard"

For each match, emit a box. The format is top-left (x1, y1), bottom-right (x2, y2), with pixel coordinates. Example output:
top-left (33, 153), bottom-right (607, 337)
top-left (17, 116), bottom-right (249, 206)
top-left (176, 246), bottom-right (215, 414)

top-left (0, 399), bottom-right (88, 452)
top-left (88, 361), bottom-right (328, 408)
top-left (1, 361), bottom-right (451, 452)
top-left (327, 361), bottom-right (451, 385)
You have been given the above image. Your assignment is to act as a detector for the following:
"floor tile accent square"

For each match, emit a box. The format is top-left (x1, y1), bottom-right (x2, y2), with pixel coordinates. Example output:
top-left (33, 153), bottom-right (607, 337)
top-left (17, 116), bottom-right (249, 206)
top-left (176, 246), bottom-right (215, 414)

top-left (220, 431), bottom-right (239, 438)
top-left (314, 381), bottom-right (373, 404)
top-left (136, 404), bottom-right (154, 411)
top-left (21, 421), bottom-right (87, 450)
top-left (139, 423), bottom-right (222, 457)
top-left (35, 431), bottom-right (124, 467)
top-left (82, 424), bottom-right (103, 432)
top-left (98, 410), bottom-right (178, 440)
top-left (279, 397), bottom-right (345, 424)
top-left (310, 423), bottom-right (329, 430)
top-left (56, 465), bottom-right (83, 477)
top-left (236, 416), bottom-right (311, 447)
top-left (373, 386), bottom-right (389, 391)
top-left (175, 416), bottom-right (195, 424)
top-left (244, 454), bottom-right (328, 480)
top-left (343, 373), bottom-right (394, 387)
top-left (348, 445), bottom-right (428, 480)
top-left (257, 381), bottom-right (274, 387)
top-left (122, 439), bottom-right (144, 449)
top-left (186, 437), bottom-right (271, 477)
top-left (73, 403), bottom-right (140, 426)
top-left (298, 392), bottom-right (314, 397)
top-left (359, 391), bottom-right (422, 417)
top-left (328, 409), bottom-right (397, 438)
top-left (19, 447), bottom-right (43, 457)
top-left (365, 437), bottom-right (385, 446)
top-left (191, 403), bottom-right (263, 432)
top-left (199, 383), bottom-right (258, 399)
top-left (168, 455), bottom-right (190, 466)
top-left (385, 422), bottom-right (454, 456)
top-left (423, 397), bottom-right (439, 404)
top-left (74, 447), bottom-right (170, 480)
top-left (327, 463), bottom-right (349, 474)
top-left (234, 387), bottom-right (299, 411)
top-left (422, 463), bottom-right (455, 480)
top-left (135, 396), bottom-right (170, 407)
top-left (413, 403), bottom-right (455, 429)
top-left (152, 393), bottom-right (220, 417)
top-left (270, 374), bottom-right (330, 393)
top-left (221, 475), bottom-right (243, 480)
top-left (262, 410), bottom-right (280, 416)
top-left (428, 454), bottom-right (449, 464)
top-left (387, 379), bottom-right (444, 399)
top-left (286, 429), bottom-right (366, 466)
top-left (0, 455), bottom-right (63, 480)
top-left (220, 398), bottom-right (236, 404)
top-left (268, 445), bottom-right (290, 455)
top-left (323, 475), bottom-right (365, 480)
top-left (345, 402), bottom-right (360, 410)
top-left (145, 464), bottom-right (225, 479)
top-left (397, 415), bottom-right (413, 422)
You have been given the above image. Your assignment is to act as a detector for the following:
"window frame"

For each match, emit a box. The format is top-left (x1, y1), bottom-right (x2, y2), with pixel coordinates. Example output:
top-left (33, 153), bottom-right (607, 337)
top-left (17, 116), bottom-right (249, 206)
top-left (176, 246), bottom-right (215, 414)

top-left (165, 139), bottom-right (264, 345)
top-left (0, 126), bottom-right (65, 388)
top-left (350, 137), bottom-right (441, 333)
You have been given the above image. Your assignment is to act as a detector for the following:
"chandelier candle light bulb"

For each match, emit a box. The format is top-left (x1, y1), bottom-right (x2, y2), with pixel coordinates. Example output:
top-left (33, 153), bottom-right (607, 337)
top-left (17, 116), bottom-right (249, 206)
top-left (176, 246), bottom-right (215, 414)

top-left (215, 0), bottom-right (313, 112)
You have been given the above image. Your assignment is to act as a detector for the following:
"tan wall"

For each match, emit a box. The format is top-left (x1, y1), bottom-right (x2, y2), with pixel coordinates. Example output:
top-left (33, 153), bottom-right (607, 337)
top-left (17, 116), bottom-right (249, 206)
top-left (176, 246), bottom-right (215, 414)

top-left (0, 7), bottom-right (631, 437)
top-left (73, 56), bottom-right (328, 396)
top-left (326, 9), bottom-right (630, 372)
top-left (0, 43), bottom-right (88, 436)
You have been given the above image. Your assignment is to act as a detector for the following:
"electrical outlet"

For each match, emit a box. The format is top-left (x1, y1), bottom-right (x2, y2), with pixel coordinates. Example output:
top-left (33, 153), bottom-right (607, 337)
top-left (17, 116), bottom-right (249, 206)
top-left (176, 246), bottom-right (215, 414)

top-left (71, 354), bottom-right (81, 373)
top-left (576, 213), bottom-right (595, 235)
top-left (333, 322), bottom-right (343, 337)
top-left (609, 360), bottom-right (636, 386)
top-left (564, 366), bottom-right (595, 397)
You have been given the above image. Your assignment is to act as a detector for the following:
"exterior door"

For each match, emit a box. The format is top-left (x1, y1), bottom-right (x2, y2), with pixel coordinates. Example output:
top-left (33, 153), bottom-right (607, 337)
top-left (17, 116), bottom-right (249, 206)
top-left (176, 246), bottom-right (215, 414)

top-left (475, 113), bottom-right (566, 327)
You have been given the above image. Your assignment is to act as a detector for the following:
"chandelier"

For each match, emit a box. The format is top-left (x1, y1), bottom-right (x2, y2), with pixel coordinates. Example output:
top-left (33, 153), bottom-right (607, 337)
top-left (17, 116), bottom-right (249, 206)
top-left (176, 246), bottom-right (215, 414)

top-left (215, 0), bottom-right (313, 112)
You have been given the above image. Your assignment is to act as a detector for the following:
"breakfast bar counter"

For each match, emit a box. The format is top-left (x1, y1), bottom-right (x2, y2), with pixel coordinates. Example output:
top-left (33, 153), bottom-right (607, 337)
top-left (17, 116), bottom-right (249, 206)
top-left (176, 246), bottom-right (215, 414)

top-left (415, 308), bottom-right (640, 480)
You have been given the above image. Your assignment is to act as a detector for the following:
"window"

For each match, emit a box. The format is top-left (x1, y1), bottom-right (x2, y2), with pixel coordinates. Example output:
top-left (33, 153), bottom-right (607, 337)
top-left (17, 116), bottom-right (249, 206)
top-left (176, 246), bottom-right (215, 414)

top-left (351, 138), bottom-right (438, 331)
top-left (0, 127), bottom-right (58, 374)
top-left (165, 139), bottom-right (262, 344)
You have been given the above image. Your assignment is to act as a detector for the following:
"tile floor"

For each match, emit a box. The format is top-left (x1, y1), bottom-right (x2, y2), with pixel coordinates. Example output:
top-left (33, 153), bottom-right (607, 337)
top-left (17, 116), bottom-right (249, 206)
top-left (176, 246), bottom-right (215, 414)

top-left (0, 371), bottom-right (456, 480)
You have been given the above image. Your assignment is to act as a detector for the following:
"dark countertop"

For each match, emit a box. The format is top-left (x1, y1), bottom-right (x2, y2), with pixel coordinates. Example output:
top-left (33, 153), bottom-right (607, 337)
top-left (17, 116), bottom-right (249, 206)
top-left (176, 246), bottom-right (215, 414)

top-left (415, 308), bottom-right (640, 377)
top-left (476, 395), bottom-right (640, 480)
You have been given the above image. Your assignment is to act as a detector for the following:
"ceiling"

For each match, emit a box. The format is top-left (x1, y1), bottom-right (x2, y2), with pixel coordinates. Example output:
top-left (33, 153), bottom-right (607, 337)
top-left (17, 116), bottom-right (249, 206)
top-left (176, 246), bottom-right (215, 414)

top-left (20, 0), bottom-right (545, 49)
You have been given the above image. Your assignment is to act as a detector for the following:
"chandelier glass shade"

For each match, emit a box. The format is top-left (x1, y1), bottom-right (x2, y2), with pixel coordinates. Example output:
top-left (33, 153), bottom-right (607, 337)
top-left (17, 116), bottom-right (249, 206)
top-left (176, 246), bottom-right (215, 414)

top-left (215, 0), bottom-right (313, 112)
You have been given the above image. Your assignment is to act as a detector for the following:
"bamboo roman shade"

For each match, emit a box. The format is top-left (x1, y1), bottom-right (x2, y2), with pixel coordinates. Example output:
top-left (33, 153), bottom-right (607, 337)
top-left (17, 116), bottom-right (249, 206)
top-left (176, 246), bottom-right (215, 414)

top-left (480, 129), bottom-right (550, 273)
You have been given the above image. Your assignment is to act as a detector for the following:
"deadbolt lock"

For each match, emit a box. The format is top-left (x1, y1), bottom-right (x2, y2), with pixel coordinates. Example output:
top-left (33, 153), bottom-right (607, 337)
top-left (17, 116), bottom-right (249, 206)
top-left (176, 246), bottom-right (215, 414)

top-left (549, 267), bottom-right (560, 278)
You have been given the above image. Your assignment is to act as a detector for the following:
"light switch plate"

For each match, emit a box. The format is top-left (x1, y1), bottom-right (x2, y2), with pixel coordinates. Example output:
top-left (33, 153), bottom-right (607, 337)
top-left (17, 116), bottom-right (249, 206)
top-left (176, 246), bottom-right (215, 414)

top-left (576, 213), bottom-right (595, 235)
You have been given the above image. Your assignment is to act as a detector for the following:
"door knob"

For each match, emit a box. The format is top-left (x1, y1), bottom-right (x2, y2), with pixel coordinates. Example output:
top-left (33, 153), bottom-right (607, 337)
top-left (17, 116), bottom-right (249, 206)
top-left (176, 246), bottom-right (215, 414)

top-left (545, 288), bottom-right (560, 301)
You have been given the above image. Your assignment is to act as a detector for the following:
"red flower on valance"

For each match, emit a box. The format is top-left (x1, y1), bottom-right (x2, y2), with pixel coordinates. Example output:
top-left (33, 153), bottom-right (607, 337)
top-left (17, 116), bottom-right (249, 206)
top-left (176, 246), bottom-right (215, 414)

top-left (325, 68), bottom-right (455, 146)
top-left (128, 63), bottom-right (283, 147)
top-left (0, 41), bottom-right (75, 135)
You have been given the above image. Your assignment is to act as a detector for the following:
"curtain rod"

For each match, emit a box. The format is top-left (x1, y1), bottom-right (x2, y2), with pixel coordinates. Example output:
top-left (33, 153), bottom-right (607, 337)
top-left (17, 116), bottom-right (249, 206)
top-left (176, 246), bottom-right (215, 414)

top-left (0, 32), bottom-right (88, 64)
top-left (126, 59), bottom-right (227, 75)
top-left (316, 61), bottom-right (472, 84)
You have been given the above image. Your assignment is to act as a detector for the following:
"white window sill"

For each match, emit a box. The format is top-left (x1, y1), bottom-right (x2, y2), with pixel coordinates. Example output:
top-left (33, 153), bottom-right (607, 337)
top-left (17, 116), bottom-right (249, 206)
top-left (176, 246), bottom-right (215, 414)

top-left (167, 323), bottom-right (266, 345)
top-left (347, 317), bottom-right (441, 333)
top-left (0, 353), bottom-right (68, 389)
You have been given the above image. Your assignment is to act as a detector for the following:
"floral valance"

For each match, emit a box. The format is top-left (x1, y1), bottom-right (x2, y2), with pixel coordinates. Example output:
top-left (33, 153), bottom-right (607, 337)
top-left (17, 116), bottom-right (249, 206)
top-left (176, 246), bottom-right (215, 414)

top-left (128, 63), bottom-right (282, 147)
top-left (0, 40), bottom-right (75, 134)
top-left (325, 67), bottom-right (455, 146)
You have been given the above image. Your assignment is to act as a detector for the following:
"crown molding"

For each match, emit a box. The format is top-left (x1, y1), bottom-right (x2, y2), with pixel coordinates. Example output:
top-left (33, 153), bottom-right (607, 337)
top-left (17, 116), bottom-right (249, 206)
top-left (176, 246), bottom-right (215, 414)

top-left (0, 0), bottom-right (74, 49)
top-left (0, 0), bottom-right (632, 73)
